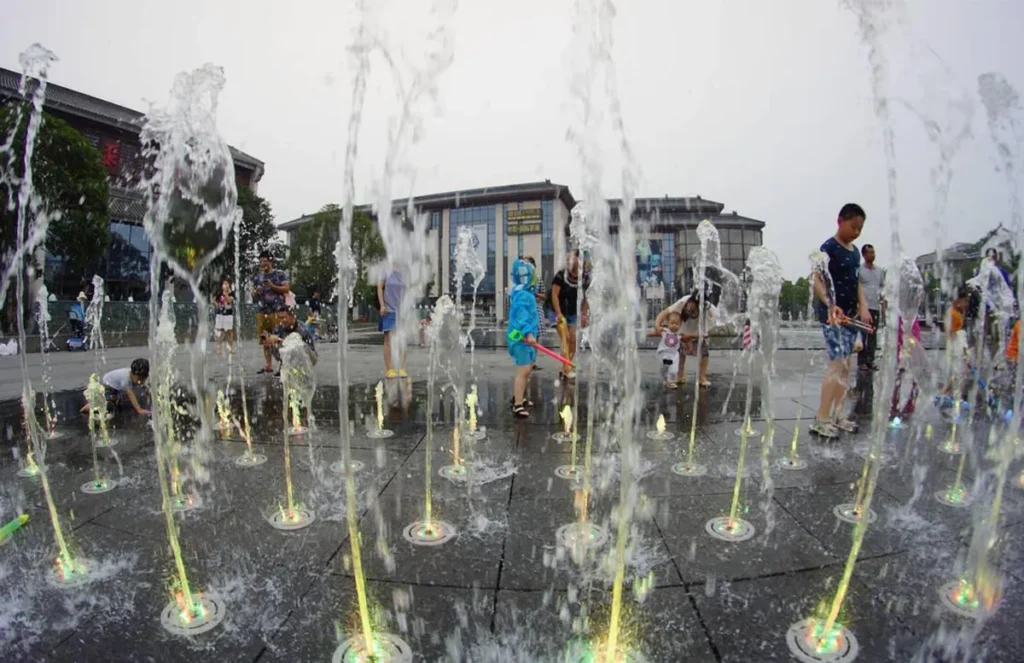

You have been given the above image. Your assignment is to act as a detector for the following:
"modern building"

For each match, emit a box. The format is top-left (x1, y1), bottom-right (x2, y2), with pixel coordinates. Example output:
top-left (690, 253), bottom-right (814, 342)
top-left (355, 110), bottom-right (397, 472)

top-left (279, 182), bottom-right (766, 321)
top-left (0, 67), bottom-right (264, 299)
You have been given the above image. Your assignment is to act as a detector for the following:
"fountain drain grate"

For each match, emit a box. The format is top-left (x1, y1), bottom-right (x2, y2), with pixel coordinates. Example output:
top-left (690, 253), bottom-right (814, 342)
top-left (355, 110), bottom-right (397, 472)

top-left (332, 632), bottom-right (413, 663)
top-left (554, 465), bottom-right (582, 481)
top-left (785, 618), bottom-right (859, 663)
top-left (46, 558), bottom-right (96, 588)
top-left (934, 489), bottom-right (972, 508)
top-left (833, 503), bottom-right (877, 525)
top-left (366, 429), bottom-right (395, 439)
top-left (235, 452), bottom-right (268, 467)
top-left (776, 457), bottom-right (808, 470)
top-left (81, 479), bottom-right (116, 494)
top-left (705, 516), bottom-right (755, 542)
top-left (169, 493), bottom-right (203, 513)
top-left (551, 431), bottom-right (576, 443)
top-left (938, 580), bottom-right (1000, 619)
top-left (403, 520), bottom-right (456, 546)
top-left (671, 462), bottom-right (708, 477)
top-left (161, 592), bottom-right (225, 636)
top-left (646, 430), bottom-right (675, 441)
top-left (267, 506), bottom-right (315, 531)
top-left (329, 459), bottom-right (365, 474)
top-left (439, 465), bottom-right (468, 482)
top-left (556, 522), bottom-right (610, 551)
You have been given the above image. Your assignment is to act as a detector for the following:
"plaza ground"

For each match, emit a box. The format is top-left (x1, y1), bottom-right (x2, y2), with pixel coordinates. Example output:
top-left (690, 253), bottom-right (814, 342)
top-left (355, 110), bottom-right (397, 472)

top-left (1, 341), bottom-right (1021, 661)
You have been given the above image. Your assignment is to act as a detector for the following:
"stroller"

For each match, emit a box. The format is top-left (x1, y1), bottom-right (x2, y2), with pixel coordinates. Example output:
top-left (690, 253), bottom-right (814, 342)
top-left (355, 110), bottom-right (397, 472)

top-left (66, 298), bottom-right (89, 351)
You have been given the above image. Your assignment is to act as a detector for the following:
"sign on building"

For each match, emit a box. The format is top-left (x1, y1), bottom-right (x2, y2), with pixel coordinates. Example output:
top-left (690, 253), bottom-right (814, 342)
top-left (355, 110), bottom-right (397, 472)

top-left (507, 208), bottom-right (542, 235)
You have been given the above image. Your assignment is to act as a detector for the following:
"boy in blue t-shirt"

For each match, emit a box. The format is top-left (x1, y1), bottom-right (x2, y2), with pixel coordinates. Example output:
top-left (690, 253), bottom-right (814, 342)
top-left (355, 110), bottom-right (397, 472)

top-left (507, 258), bottom-right (539, 418)
top-left (810, 203), bottom-right (871, 439)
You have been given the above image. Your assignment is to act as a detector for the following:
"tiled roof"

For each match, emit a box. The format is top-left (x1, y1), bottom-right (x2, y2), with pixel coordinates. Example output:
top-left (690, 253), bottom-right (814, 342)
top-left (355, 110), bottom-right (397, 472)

top-left (0, 67), bottom-right (263, 170)
top-left (108, 187), bottom-right (147, 222)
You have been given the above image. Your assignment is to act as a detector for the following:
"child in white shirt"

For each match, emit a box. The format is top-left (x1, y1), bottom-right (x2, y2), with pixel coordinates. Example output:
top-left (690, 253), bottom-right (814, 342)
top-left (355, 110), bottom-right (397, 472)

top-left (648, 311), bottom-right (683, 389)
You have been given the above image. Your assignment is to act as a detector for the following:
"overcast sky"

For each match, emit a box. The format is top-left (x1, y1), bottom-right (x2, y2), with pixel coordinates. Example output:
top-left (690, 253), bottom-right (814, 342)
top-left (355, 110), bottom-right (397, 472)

top-left (2, 0), bottom-right (1022, 279)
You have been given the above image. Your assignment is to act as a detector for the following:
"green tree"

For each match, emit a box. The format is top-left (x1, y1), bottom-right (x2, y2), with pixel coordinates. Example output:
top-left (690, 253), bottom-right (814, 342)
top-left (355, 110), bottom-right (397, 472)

top-left (208, 186), bottom-right (283, 292)
top-left (778, 277), bottom-right (811, 320)
top-left (287, 204), bottom-right (340, 299)
top-left (1, 105), bottom-right (109, 331)
top-left (351, 209), bottom-right (385, 307)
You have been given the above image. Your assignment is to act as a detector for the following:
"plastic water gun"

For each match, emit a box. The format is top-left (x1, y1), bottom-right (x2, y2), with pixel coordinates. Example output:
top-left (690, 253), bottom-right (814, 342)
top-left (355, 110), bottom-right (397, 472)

top-left (508, 329), bottom-right (575, 368)
top-left (838, 315), bottom-right (875, 334)
top-left (0, 514), bottom-right (28, 544)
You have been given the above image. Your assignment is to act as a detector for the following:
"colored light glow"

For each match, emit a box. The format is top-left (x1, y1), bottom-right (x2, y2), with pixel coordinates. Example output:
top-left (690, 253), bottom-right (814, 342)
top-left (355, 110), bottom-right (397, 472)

top-left (806, 619), bottom-right (844, 654)
top-left (953, 579), bottom-right (980, 610)
top-left (342, 637), bottom-right (389, 663)
top-left (374, 381), bottom-right (385, 431)
top-left (946, 486), bottom-right (966, 503)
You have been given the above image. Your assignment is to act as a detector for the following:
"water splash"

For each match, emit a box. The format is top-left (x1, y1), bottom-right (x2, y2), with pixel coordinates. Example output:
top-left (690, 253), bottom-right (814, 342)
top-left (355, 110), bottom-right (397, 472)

top-left (140, 62), bottom-right (238, 631)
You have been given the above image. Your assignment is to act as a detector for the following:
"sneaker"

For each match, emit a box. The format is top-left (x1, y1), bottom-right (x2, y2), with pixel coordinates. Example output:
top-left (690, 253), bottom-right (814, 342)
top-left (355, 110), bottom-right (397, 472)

top-left (809, 420), bottom-right (839, 439)
top-left (398, 369), bottom-right (408, 378)
top-left (385, 369), bottom-right (398, 379)
top-left (511, 403), bottom-right (529, 418)
top-left (665, 381), bottom-right (678, 390)
top-left (565, 370), bottom-right (577, 379)
top-left (832, 418), bottom-right (859, 433)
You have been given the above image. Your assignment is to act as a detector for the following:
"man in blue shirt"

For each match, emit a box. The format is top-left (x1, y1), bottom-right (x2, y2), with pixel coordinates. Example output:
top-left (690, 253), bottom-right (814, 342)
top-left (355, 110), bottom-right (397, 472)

top-left (810, 203), bottom-right (871, 439)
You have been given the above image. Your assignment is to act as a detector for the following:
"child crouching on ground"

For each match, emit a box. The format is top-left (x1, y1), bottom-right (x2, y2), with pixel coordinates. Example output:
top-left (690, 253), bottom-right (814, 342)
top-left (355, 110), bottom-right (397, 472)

top-left (262, 309), bottom-right (318, 366)
top-left (80, 358), bottom-right (150, 416)
top-left (507, 258), bottom-right (539, 418)
top-left (648, 311), bottom-right (683, 389)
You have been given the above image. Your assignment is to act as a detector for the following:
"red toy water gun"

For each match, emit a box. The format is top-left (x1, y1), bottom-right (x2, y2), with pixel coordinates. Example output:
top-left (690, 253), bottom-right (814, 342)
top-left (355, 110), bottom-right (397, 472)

top-left (508, 329), bottom-right (575, 368)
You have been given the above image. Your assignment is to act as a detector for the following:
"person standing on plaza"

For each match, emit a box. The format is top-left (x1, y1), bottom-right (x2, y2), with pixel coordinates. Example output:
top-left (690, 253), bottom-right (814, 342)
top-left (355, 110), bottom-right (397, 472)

top-left (547, 250), bottom-right (589, 380)
top-left (213, 277), bottom-right (235, 356)
top-left (252, 250), bottom-right (290, 375)
top-left (378, 266), bottom-right (407, 378)
top-left (857, 244), bottom-right (884, 372)
top-left (809, 203), bottom-right (871, 440)
top-left (653, 288), bottom-right (716, 387)
top-left (507, 258), bottom-right (539, 418)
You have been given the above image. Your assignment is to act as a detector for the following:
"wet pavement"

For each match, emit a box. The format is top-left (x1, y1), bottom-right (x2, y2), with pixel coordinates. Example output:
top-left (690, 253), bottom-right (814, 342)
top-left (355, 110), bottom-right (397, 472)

top-left (2, 366), bottom-right (1024, 662)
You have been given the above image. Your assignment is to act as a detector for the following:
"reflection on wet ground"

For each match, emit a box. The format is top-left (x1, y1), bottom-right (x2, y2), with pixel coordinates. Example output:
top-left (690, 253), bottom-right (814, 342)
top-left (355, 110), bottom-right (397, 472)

top-left (2, 375), bottom-right (1023, 661)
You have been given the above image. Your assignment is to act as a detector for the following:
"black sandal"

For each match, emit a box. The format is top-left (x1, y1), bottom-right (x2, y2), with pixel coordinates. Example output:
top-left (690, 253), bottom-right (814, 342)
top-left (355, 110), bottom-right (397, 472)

top-left (510, 396), bottom-right (535, 408)
top-left (256, 367), bottom-right (272, 375)
top-left (511, 402), bottom-right (529, 418)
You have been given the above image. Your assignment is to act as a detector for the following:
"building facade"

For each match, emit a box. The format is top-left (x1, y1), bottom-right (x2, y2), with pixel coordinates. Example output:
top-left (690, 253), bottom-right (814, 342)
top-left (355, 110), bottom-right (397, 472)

top-left (0, 67), bottom-right (264, 300)
top-left (280, 183), bottom-right (766, 322)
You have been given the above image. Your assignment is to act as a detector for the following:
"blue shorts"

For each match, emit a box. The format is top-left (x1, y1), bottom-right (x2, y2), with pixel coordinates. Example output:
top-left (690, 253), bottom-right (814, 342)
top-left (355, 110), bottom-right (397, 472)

top-left (509, 342), bottom-right (537, 367)
top-left (548, 311), bottom-right (578, 327)
top-left (822, 324), bottom-right (857, 361)
top-left (378, 311), bottom-right (397, 333)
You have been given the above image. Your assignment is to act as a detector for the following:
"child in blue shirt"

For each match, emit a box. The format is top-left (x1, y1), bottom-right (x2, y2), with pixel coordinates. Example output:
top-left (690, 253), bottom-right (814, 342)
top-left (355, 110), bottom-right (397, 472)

top-left (810, 203), bottom-right (871, 439)
top-left (507, 258), bottom-right (539, 418)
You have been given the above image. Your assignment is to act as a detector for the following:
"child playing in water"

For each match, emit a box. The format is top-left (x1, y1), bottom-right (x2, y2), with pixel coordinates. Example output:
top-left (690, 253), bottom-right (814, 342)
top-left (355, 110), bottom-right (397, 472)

top-left (648, 311), bottom-right (683, 389)
top-left (80, 358), bottom-right (150, 416)
top-left (891, 316), bottom-right (922, 418)
top-left (939, 287), bottom-right (971, 402)
top-left (507, 258), bottom-right (539, 418)
top-left (262, 309), bottom-right (318, 366)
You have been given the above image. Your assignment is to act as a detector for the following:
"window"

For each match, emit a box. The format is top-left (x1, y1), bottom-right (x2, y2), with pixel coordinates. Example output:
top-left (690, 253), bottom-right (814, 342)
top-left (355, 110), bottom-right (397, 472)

top-left (449, 205), bottom-right (496, 295)
top-left (743, 229), bottom-right (760, 245)
top-left (431, 211), bottom-right (440, 231)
